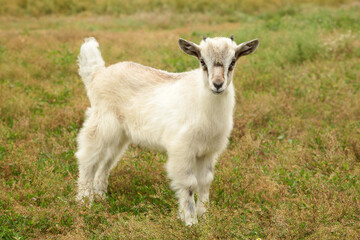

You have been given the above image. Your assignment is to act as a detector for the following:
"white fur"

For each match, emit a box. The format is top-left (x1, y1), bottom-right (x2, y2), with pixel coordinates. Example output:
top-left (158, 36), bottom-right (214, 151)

top-left (76, 36), bottom-right (258, 225)
top-left (78, 37), bottom-right (105, 93)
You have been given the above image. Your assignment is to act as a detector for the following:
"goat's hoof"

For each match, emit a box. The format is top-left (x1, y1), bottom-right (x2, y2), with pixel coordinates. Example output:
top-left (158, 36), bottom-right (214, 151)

top-left (179, 209), bottom-right (198, 226)
top-left (196, 206), bottom-right (207, 218)
top-left (76, 194), bottom-right (87, 203)
top-left (185, 216), bottom-right (198, 226)
top-left (93, 191), bottom-right (107, 200)
top-left (76, 191), bottom-right (94, 205)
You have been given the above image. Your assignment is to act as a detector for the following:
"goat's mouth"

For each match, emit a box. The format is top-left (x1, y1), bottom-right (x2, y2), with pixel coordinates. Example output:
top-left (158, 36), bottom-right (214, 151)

top-left (212, 89), bottom-right (224, 94)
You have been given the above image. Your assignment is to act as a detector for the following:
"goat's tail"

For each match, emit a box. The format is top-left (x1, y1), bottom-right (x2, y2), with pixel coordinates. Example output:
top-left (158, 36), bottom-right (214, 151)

top-left (78, 37), bottom-right (105, 90)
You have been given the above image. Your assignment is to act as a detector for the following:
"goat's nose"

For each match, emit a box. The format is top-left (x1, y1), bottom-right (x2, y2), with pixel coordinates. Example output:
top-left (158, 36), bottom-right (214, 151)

top-left (213, 82), bottom-right (223, 90)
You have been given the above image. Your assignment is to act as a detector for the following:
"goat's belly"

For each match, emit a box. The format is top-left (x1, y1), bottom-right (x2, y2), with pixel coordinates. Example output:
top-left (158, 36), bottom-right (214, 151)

top-left (126, 126), bottom-right (229, 157)
top-left (122, 109), bottom-right (233, 156)
top-left (123, 122), bottom-right (167, 151)
top-left (130, 136), bottom-right (166, 152)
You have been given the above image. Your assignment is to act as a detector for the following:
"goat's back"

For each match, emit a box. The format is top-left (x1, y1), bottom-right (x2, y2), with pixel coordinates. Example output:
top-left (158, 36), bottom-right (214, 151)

top-left (85, 61), bottom-right (234, 153)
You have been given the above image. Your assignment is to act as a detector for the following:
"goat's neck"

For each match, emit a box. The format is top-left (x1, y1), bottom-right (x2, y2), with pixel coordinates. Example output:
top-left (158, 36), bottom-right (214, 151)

top-left (198, 74), bottom-right (235, 113)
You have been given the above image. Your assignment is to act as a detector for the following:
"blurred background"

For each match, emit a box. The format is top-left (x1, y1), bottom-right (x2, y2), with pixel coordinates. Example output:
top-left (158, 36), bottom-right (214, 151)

top-left (0, 0), bottom-right (355, 16)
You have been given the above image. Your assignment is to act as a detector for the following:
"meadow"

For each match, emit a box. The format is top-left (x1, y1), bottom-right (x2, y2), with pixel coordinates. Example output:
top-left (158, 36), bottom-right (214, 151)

top-left (0, 0), bottom-right (359, 239)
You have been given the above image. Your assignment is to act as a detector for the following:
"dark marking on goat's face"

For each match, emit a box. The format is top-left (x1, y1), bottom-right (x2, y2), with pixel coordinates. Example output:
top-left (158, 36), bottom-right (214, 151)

top-left (214, 62), bottom-right (224, 67)
top-left (189, 190), bottom-right (193, 196)
top-left (200, 58), bottom-right (208, 73)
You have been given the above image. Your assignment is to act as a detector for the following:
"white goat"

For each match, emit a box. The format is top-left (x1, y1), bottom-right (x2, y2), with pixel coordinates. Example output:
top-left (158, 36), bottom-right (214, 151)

top-left (76, 36), bottom-right (259, 225)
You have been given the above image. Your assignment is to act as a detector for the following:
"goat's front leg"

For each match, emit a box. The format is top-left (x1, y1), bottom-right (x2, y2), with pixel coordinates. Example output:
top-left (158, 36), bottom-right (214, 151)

top-left (166, 152), bottom-right (198, 226)
top-left (195, 154), bottom-right (216, 217)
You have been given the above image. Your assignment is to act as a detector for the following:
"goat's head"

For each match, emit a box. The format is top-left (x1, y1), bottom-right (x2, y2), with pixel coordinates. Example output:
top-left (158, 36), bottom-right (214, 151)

top-left (179, 36), bottom-right (259, 94)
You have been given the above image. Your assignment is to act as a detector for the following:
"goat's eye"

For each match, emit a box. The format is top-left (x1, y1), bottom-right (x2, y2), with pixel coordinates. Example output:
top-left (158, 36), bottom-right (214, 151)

top-left (200, 59), bottom-right (207, 70)
top-left (228, 61), bottom-right (235, 71)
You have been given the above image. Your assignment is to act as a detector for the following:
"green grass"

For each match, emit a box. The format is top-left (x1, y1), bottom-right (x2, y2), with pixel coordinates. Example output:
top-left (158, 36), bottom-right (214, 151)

top-left (1, 1), bottom-right (360, 239)
top-left (0, 0), bottom-right (353, 16)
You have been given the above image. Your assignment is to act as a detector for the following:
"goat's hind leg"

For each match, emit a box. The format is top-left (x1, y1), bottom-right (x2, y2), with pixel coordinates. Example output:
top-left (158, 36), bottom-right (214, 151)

top-left (76, 112), bottom-right (124, 202)
top-left (93, 133), bottom-right (130, 198)
top-left (166, 151), bottom-right (198, 226)
top-left (76, 131), bottom-right (102, 202)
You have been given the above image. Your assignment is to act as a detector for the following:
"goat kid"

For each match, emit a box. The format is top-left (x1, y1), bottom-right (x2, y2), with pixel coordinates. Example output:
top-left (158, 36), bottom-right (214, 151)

top-left (76, 36), bottom-right (259, 225)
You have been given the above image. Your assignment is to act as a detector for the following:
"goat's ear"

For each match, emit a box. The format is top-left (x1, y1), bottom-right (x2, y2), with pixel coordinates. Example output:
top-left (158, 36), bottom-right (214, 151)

top-left (178, 38), bottom-right (201, 58)
top-left (235, 39), bottom-right (259, 60)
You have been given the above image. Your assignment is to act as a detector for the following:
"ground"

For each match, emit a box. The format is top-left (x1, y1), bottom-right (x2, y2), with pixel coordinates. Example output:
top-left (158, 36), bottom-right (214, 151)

top-left (0, 1), bottom-right (359, 239)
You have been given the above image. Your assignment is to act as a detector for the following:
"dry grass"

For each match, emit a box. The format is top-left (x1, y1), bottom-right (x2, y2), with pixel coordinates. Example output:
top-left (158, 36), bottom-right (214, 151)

top-left (1, 1), bottom-right (360, 239)
top-left (0, 0), bottom-right (354, 16)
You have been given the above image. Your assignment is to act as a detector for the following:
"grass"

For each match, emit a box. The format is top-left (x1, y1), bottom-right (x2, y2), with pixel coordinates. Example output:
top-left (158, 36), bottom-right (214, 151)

top-left (0, 0), bottom-right (354, 16)
top-left (1, 1), bottom-right (360, 239)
